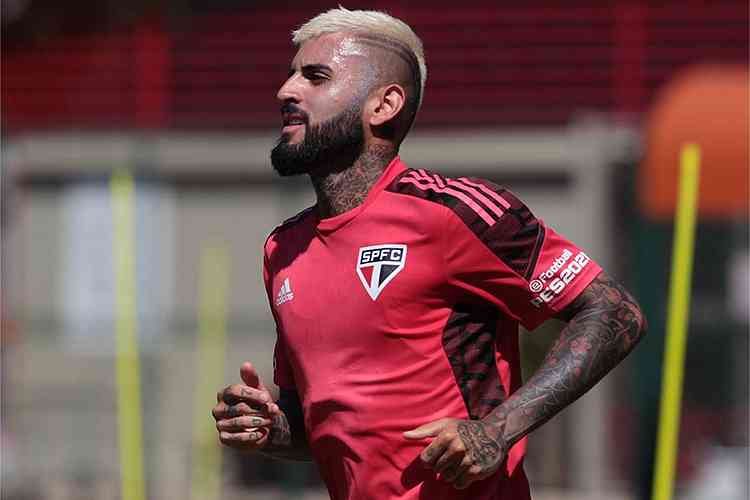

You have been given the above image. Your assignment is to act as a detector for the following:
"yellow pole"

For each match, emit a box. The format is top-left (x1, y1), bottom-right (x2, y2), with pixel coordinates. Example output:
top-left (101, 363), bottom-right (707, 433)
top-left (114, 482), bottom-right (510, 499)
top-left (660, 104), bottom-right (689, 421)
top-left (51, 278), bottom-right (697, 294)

top-left (190, 245), bottom-right (230, 500)
top-left (652, 144), bottom-right (701, 500)
top-left (111, 169), bottom-right (146, 500)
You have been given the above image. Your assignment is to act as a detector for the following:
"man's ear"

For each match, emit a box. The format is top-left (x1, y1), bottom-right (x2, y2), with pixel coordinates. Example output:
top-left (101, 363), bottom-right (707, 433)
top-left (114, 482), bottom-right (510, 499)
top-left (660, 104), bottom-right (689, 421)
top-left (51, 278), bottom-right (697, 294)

top-left (367, 84), bottom-right (406, 127)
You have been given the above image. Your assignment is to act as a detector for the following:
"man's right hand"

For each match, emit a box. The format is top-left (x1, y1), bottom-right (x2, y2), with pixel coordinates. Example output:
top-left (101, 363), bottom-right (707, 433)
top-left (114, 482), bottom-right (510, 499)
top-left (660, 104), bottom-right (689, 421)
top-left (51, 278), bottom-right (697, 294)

top-left (212, 361), bottom-right (281, 451)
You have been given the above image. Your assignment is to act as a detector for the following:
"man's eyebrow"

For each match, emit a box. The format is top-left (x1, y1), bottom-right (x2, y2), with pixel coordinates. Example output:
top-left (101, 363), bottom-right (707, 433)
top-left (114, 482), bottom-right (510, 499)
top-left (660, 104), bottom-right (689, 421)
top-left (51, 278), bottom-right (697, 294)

top-left (288, 64), bottom-right (333, 77)
top-left (302, 64), bottom-right (333, 74)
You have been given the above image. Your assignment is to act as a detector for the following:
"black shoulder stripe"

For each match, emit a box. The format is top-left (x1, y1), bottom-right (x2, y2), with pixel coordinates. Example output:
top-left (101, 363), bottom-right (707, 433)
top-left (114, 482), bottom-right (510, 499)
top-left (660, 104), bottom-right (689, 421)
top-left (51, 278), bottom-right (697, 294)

top-left (387, 169), bottom-right (542, 277)
top-left (525, 224), bottom-right (546, 280)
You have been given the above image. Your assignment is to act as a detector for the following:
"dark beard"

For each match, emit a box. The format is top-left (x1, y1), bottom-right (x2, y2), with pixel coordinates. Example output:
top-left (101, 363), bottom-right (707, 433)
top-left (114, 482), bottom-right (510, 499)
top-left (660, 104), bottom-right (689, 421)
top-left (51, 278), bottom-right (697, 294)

top-left (270, 105), bottom-right (365, 177)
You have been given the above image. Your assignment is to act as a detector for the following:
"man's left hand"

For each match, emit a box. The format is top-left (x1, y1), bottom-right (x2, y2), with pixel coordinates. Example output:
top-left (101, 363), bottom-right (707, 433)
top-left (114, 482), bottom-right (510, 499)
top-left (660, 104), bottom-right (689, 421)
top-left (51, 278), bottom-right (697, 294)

top-left (403, 418), bottom-right (507, 489)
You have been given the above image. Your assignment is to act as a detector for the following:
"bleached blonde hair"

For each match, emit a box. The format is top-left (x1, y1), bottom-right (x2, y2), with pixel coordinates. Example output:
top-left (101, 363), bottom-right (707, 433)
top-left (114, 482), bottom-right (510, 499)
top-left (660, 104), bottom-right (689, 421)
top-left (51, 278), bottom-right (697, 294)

top-left (292, 7), bottom-right (427, 111)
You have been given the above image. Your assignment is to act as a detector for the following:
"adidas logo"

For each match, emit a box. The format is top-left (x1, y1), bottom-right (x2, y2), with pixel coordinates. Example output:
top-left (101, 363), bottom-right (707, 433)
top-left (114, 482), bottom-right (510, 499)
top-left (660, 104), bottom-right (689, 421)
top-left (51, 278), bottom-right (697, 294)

top-left (275, 277), bottom-right (294, 306)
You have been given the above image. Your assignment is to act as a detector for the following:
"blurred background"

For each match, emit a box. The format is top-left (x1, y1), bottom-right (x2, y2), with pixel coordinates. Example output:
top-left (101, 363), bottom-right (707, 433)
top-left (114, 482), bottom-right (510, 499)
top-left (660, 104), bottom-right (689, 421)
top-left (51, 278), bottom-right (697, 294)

top-left (1, 1), bottom-right (748, 499)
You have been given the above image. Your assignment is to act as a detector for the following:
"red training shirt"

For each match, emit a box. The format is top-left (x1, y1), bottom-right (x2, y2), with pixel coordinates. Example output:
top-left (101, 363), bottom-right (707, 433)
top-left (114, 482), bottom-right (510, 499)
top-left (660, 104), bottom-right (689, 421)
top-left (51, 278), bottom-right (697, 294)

top-left (263, 157), bottom-right (601, 500)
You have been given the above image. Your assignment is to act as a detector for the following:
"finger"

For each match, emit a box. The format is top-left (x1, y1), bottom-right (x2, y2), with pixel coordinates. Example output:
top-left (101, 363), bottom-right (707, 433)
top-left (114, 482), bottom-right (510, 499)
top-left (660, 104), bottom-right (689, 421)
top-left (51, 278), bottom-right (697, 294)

top-left (227, 403), bottom-right (262, 418)
top-left (212, 401), bottom-right (255, 420)
top-left (216, 416), bottom-right (272, 433)
top-left (240, 361), bottom-right (266, 390)
top-left (213, 402), bottom-right (257, 420)
top-left (212, 401), bottom-right (227, 421)
top-left (218, 429), bottom-right (268, 449)
top-left (216, 415), bottom-right (273, 432)
top-left (434, 450), bottom-right (463, 476)
top-left (454, 474), bottom-right (471, 490)
top-left (434, 437), bottom-right (466, 473)
top-left (217, 391), bottom-right (223, 403)
top-left (403, 418), bottom-right (452, 440)
top-left (265, 402), bottom-right (281, 416)
top-left (222, 384), bottom-right (273, 408)
top-left (443, 455), bottom-right (472, 483)
top-left (454, 464), bottom-right (483, 490)
top-left (419, 434), bottom-right (451, 467)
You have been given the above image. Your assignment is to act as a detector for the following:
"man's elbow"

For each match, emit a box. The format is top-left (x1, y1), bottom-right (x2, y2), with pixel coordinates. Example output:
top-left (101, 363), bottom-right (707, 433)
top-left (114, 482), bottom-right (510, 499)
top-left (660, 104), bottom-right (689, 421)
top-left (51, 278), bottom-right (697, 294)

top-left (629, 301), bottom-right (648, 349)
top-left (611, 283), bottom-right (648, 354)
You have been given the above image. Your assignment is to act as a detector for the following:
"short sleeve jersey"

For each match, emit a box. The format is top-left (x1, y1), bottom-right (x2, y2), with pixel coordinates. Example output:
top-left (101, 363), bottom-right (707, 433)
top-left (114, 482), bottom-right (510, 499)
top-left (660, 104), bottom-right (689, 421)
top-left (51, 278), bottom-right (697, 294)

top-left (263, 157), bottom-right (602, 500)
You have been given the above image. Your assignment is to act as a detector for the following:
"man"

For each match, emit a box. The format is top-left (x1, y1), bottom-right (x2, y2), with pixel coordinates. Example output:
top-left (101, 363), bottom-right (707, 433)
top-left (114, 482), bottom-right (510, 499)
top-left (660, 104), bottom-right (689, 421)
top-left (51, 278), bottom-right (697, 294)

top-left (213, 7), bottom-right (647, 500)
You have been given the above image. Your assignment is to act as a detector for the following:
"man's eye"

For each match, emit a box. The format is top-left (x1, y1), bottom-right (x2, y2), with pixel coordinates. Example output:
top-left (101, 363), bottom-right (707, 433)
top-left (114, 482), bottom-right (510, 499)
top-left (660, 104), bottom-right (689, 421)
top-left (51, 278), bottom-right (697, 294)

top-left (307, 73), bottom-right (327, 82)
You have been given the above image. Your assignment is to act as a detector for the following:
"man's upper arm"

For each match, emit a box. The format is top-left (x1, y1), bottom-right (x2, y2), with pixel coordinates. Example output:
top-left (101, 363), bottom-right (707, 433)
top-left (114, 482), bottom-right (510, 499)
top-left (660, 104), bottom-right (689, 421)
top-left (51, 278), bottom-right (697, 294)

top-left (436, 180), bottom-right (602, 330)
top-left (264, 243), bottom-right (297, 391)
top-left (272, 331), bottom-right (297, 390)
top-left (554, 271), bottom-right (648, 346)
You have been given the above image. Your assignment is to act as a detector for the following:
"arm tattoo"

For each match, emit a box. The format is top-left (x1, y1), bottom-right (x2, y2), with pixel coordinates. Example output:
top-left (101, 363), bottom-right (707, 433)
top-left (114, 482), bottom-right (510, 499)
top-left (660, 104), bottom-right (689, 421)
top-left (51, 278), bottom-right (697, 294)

top-left (483, 271), bottom-right (647, 447)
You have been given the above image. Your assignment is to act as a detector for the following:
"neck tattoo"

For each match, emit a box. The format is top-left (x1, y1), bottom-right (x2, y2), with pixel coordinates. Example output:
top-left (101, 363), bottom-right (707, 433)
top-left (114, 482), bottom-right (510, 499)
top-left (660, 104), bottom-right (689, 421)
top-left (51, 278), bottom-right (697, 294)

top-left (311, 144), bottom-right (397, 219)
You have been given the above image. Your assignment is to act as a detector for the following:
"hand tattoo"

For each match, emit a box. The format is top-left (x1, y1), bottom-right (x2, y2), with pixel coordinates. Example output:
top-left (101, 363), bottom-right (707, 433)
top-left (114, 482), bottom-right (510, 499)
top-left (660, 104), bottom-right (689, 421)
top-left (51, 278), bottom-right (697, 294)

top-left (260, 390), bottom-right (312, 462)
top-left (456, 421), bottom-right (504, 469)
top-left (269, 414), bottom-right (292, 448)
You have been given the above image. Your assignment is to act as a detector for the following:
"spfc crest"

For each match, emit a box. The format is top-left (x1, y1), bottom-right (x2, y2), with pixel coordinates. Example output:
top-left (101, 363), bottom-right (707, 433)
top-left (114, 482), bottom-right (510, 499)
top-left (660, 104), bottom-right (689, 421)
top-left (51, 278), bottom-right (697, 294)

top-left (356, 244), bottom-right (407, 300)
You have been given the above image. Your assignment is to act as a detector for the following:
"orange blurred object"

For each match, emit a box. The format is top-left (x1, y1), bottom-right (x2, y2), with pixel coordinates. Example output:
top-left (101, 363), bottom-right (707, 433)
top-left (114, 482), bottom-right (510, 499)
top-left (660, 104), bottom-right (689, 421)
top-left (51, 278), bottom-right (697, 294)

top-left (641, 65), bottom-right (749, 220)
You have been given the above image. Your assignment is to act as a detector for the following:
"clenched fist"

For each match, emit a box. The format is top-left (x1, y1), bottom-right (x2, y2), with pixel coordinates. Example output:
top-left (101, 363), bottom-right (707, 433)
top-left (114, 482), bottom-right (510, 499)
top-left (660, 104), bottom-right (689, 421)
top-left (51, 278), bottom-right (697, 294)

top-left (213, 361), bottom-right (281, 451)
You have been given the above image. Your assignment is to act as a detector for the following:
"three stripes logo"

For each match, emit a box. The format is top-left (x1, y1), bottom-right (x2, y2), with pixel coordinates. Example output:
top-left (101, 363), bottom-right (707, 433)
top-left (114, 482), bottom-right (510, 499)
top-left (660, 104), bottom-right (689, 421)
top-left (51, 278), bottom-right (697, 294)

top-left (356, 244), bottom-right (407, 301)
top-left (399, 169), bottom-right (511, 227)
top-left (275, 277), bottom-right (294, 306)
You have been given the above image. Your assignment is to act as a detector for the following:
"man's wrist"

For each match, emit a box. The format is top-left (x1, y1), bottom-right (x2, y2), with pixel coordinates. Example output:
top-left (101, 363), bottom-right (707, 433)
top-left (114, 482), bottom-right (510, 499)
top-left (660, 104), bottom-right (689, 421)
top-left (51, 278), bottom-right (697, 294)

top-left (267, 413), bottom-right (292, 449)
top-left (481, 405), bottom-right (520, 450)
top-left (260, 412), bottom-right (312, 461)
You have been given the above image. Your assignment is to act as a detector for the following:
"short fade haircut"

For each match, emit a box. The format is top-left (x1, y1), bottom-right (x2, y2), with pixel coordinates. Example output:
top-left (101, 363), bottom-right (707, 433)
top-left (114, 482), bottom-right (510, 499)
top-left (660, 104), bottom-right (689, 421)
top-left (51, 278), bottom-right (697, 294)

top-left (292, 7), bottom-right (427, 133)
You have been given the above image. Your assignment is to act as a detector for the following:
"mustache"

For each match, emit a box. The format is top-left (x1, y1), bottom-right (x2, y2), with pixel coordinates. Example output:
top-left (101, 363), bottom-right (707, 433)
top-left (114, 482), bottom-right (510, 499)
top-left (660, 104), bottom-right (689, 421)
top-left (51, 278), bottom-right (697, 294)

top-left (280, 103), bottom-right (309, 123)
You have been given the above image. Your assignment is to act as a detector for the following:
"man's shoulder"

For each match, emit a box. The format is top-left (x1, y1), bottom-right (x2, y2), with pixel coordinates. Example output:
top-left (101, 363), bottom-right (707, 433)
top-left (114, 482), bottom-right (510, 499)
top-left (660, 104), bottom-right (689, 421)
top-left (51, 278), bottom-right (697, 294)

top-left (264, 206), bottom-right (316, 250)
top-left (385, 166), bottom-right (527, 224)
top-left (387, 166), bottom-right (541, 278)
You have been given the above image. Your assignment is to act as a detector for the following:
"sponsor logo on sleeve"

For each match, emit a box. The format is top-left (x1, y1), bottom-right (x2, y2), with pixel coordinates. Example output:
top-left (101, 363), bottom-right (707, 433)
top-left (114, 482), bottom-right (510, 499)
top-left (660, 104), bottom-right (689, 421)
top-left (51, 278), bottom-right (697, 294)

top-left (356, 244), bottom-right (407, 300)
top-left (529, 250), bottom-right (591, 308)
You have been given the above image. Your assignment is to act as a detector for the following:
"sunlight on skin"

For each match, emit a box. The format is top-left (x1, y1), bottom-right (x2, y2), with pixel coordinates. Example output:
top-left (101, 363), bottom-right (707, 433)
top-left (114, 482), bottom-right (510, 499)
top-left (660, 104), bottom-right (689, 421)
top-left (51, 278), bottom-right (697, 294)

top-left (278, 33), bottom-right (378, 145)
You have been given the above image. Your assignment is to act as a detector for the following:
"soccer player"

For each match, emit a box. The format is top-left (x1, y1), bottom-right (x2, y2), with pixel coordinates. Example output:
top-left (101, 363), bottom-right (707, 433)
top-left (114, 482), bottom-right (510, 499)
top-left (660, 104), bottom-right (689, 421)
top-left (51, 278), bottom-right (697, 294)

top-left (212, 7), bottom-right (647, 499)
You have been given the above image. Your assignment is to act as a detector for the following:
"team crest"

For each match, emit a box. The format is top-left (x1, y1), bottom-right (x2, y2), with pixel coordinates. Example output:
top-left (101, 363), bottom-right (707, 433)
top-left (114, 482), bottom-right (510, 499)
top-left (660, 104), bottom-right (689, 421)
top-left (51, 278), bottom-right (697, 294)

top-left (356, 244), bottom-right (407, 300)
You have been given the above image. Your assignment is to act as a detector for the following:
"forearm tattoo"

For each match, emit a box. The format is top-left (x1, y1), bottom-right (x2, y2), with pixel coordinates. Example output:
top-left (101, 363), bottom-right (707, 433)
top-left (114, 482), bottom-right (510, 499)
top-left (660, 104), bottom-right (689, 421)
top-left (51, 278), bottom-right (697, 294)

top-left (481, 272), bottom-right (647, 448)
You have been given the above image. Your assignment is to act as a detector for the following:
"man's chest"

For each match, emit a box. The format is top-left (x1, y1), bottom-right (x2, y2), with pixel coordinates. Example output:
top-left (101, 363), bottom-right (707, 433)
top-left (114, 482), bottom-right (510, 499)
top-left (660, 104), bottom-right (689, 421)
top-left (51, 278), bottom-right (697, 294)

top-left (268, 218), bottom-right (451, 355)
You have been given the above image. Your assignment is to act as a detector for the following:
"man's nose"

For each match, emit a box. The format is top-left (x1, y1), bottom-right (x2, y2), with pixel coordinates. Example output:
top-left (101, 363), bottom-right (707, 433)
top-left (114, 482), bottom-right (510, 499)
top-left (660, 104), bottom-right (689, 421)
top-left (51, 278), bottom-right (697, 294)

top-left (276, 76), bottom-right (301, 103)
